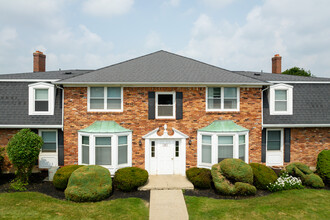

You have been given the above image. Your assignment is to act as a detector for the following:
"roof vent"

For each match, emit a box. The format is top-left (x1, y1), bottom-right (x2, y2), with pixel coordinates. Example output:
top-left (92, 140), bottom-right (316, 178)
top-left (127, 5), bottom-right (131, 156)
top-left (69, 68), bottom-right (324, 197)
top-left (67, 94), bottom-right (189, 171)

top-left (254, 72), bottom-right (261, 76)
top-left (65, 72), bottom-right (72, 75)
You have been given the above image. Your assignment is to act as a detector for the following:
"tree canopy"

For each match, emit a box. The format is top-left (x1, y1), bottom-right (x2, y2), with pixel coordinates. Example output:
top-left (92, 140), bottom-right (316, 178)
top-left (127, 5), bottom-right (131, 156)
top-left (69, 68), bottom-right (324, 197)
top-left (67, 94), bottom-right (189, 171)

top-left (282, 67), bottom-right (313, 77)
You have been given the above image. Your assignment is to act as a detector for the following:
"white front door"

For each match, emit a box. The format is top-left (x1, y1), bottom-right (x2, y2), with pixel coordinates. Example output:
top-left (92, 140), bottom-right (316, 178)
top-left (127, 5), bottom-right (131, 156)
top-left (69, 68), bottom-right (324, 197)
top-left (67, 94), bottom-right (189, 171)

top-left (266, 129), bottom-right (284, 166)
top-left (157, 140), bottom-right (174, 175)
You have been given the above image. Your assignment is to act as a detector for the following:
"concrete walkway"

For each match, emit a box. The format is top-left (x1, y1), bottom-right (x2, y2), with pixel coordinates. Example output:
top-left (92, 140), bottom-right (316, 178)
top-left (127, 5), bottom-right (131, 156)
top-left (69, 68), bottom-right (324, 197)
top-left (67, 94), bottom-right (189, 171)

top-left (139, 175), bottom-right (194, 190)
top-left (149, 190), bottom-right (189, 220)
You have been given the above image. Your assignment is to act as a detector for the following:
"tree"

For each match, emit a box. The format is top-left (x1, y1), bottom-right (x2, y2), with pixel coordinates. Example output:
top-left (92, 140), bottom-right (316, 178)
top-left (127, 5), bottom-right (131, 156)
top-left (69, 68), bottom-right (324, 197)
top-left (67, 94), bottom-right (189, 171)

top-left (282, 67), bottom-right (313, 77)
top-left (7, 129), bottom-right (43, 189)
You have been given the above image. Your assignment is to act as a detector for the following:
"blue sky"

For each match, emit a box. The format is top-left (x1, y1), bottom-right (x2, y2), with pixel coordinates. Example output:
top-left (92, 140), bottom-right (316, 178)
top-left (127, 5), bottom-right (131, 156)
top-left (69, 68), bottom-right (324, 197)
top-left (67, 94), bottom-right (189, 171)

top-left (1, 0), bottom-right (330, 77)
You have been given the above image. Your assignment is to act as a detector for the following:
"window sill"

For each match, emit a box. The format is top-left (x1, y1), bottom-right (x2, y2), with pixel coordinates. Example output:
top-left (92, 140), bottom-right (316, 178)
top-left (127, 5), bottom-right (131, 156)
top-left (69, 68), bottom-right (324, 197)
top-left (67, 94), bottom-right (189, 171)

top-left (87, 109), bottom-right (124, 113)
top-left (29, 111), bottom-right (54, 116)
top-left (206, 109), bottom-right (240, 113)
top-left (269, 112), bottom-right (292, 115)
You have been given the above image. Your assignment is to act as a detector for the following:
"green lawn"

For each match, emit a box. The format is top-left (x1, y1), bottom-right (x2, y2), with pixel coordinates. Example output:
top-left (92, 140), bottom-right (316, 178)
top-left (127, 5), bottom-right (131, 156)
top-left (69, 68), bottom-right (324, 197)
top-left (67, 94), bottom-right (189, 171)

top-left (0, 192), bottom-right (149, 220)
top-left (185, 189), bottom-right (330, 220)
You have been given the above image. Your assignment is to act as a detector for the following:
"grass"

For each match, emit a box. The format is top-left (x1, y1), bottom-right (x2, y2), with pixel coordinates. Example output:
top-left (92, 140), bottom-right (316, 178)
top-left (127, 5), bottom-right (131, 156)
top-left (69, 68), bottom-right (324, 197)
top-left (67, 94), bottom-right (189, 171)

top-left (185, 189), bottom-right (330, 220)
top-left (0, 192), bottom-right (149, 220)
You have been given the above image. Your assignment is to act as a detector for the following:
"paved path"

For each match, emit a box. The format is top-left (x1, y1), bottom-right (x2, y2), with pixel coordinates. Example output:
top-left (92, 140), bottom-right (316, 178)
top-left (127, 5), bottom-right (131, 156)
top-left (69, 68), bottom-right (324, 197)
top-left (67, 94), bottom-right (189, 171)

top-left (149, 190), bottom-right (189, 220)
top-left (139, 175), bottom-right (194, 190)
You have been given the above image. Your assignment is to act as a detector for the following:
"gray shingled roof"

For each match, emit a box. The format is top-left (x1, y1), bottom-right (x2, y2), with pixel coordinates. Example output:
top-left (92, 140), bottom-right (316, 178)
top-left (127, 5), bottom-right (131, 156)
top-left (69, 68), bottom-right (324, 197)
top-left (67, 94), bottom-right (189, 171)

top-left (263, 83), bottom-right (330, 125)
top-left (0, 69), bottom-right (92, 80)
top-left (0, 82), bottom-right (62, 125)
top-left (235, 71), bottom-right (330, 82)
top-left (58, 51), bottom-right (267, 85)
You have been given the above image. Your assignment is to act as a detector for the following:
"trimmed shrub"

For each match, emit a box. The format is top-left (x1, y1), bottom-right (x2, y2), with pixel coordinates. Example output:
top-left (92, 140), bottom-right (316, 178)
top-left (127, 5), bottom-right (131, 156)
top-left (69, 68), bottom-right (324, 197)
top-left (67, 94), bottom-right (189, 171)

top-left (286, 162), bottom-right (324, 188)
top-left (114, 167), bottom-right (148, 192)
top-left (250, 163), bottom-right (277, 190)
top-left (211, 159), bottom-right (256, 196)
top-left (186, 167), bottom-right (212, 189)
top-left (6, 129), bottom-right (43, 187)
top-left (316, 150), bottom-right (330, 185)
top-left (53, 165), bottom-right (84, 190)
top-left (65, 165), bottom-right (112, 202)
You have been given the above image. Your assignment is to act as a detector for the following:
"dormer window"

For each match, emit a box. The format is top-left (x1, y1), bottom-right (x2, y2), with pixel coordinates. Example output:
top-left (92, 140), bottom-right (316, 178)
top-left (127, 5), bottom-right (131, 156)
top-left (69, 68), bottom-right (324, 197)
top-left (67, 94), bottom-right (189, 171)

top-left (269, 84), bottom-right (293, 115)
top-left (28, 82), bottom-right (55, 115)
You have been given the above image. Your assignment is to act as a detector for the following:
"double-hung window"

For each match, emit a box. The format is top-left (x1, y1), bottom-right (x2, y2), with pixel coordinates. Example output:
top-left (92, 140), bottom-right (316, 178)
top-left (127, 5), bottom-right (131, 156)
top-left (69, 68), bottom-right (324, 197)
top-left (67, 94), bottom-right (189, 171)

top-left (29, 82), bottom-right (55, 115)
top-left (207, 87), bottom-right (239, 111)
top-left (201, 136), bottom-right (212, 163)
top-left (218, 136), bottom-right (234, 163)
top-left (269, 84), bottom-right (293, 115)
top-left (89, 87), bottom-right (123, 111)
top-left (156, 92), bottom-right (175, 119)
top-left (95, 137), bottom-right (111, 165)
top-left (118, 136), bottom-right (128, 165)
top-left (82, 136), bottom-right (90, 164)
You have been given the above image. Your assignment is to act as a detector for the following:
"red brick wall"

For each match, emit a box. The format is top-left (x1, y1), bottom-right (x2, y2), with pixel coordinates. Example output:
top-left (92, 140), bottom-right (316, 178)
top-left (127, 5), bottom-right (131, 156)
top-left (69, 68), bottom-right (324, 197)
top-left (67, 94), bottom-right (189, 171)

top-left (289, 127), bottom-right (329, 167)
top-left (0, 129), bottom-right (20, 172)
top-left (63, 87), bottom-right (263, 169)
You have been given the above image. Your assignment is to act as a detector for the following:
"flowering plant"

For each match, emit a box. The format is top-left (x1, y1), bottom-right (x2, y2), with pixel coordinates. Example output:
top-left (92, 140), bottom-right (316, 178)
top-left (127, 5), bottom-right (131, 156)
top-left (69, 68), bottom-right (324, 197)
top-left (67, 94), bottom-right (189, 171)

top-left (267, 172), bottom-right (304, 192)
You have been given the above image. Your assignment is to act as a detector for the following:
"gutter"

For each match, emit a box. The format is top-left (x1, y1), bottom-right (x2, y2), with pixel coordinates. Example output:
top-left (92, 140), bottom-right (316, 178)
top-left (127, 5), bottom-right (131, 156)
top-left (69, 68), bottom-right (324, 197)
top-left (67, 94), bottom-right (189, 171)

top-left (263, 124), bottom-right (330, 128)
top-left (0, 125), bottom-right (63, 129)
top-left (54, 82), bottom-right (271, 86)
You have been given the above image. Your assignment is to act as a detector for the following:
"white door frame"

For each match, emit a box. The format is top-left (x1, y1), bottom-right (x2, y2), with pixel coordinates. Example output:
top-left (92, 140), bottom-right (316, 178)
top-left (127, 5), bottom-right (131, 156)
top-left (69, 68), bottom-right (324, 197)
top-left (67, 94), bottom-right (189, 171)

top-left (143, 125), bottom-right (189, 176)
top-left (266, 128), bottom-right (284, 166)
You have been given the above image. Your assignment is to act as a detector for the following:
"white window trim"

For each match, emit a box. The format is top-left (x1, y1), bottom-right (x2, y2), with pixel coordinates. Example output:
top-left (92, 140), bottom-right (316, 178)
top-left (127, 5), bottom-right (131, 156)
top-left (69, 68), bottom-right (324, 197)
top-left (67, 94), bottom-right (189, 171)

top-left (38, 129), bottom-right (58, 155)
top-left (28, 82), bottom-right (55, 115)
top-left (87, 86), bottom-right (123, 112)
top-left (155, 91), bottom-right (176, 119)
top-left (197, 131), bottom-right (249, 169)
top-left (206, 87), bottom-right (240, 112)
top-left (269, 84), bottom-right (293, 115)
top-left (78, 132), bottom-right (132, 173)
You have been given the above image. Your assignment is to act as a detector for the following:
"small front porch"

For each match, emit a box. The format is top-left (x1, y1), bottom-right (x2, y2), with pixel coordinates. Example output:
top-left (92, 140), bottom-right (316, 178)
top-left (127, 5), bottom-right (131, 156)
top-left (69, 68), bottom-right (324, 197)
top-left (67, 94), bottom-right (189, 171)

top-left (139, 175), bottom-right (193, 190)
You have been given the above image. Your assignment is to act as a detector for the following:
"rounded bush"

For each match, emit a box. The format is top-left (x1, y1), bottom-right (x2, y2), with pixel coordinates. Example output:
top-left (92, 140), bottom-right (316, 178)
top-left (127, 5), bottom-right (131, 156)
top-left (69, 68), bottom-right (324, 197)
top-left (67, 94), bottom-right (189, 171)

top-left (186, 167), bottom-right (212, 189)
top-left (53, 165), bottom-right (84, 190)
top-left (114, 167), bottom-right (148, 192)
top-left (211, 159), bottom-right (256, 196)
top-left (65, 165), bottom-right (112, 202)
top-left (220, 159), bottom-right (253, 184)
top-left (316, 150), bottom-right (330, 185)
top-left (286, 162), bottom-right (324, 188)
top-left (304, 174), bottom-right (325, 188)
top-left (250, 163), bottom-right (277, 190)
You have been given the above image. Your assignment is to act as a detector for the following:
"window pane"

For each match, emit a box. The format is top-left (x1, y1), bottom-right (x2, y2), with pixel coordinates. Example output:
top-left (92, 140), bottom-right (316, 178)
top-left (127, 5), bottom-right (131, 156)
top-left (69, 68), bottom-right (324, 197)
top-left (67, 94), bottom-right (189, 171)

top-left (95, 147), bottom-right (111, 165)
top-left (90, 87), bottom-right (104, 98)
top-left (202, 135), bottom-right (211, 144)
top-left (35, 101), bottom-right (48, 111)
top-left (90, 99), bottom-right (104, 109)
top-left (208, 88), bottom-right (221, 98)
top-left (95, 137), bottom-right (111, 146)
top-left (218, 145), bottom-right (233, 162)
top-left (202, 145), bottom-right (211, 163)
top-left (218, 136), bottom-right (233, 145)
top-left (82, 136), bottom-right (89, 145)
top-left (118, 145), bottom-right (128, 164)
top-left (275, 101), bottom-right (287, 111)
top-left (268, 131), bottom-right (281, 141)
top-left (35, 89), bottom-right (48, 100)
top-left (224, 88), bottom-right (237, 98)
top-left (107, 99), bottom-right (121, 109)
top-left (239, 135), bottom-right (245, 144)
top-left (224, 99), bottom-right (237, 109)
top-left (275, 90), bottom-right (287, 100)
top-left (82, 145), bottom-right (89, 164)
top-left (158, 106), bottom-right (173, 116)
top-left (267, 141), bottom-right (281, 150)
top-left (42, 143), bottom-right (56, 152)
top-left (208, 99), bottom-right (221, 109)
top-left (158, 94), bottom-right (173, 104)
top-left (239, 144), bottom-right (245, 161)
top-left (107, 87), bottom-right (121, 98)
top-left (119, 136), bottom-right (127, 145)
top-left (42, 131), bottom-right (56, 142)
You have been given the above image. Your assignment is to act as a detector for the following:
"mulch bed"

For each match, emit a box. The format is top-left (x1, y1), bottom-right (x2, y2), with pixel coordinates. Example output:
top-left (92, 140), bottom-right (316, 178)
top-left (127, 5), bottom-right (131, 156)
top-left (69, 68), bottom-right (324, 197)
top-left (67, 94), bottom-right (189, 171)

top-left (0, 172), bottom-right (150, 202)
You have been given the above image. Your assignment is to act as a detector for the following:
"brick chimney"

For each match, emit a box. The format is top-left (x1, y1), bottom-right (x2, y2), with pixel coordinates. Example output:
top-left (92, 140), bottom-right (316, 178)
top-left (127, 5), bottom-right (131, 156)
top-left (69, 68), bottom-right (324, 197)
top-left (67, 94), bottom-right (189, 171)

top-left (33, 51), bottom-right (46, 72)
top-left (272, 54), bottom-right (281, 74)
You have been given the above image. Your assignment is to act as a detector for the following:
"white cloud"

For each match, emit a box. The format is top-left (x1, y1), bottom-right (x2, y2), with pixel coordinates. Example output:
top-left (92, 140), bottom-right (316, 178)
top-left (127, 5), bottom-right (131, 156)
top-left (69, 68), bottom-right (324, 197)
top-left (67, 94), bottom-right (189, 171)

top-left (145, 32), bottom-right (166, 50)
top-left (82, 0), bottom-right (134, 17)
top-left (164, 0), bottom-right (180, 7)
top-left (181, 0), bottom-right (330, 77)
top-left (201, 0), bottom-right (235, 9)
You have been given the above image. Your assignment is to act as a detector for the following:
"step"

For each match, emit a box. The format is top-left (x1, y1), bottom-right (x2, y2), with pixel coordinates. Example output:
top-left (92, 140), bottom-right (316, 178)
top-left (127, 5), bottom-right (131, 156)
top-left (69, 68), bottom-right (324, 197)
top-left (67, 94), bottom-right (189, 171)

top-left (139, 175), bottom-right (194, 190)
